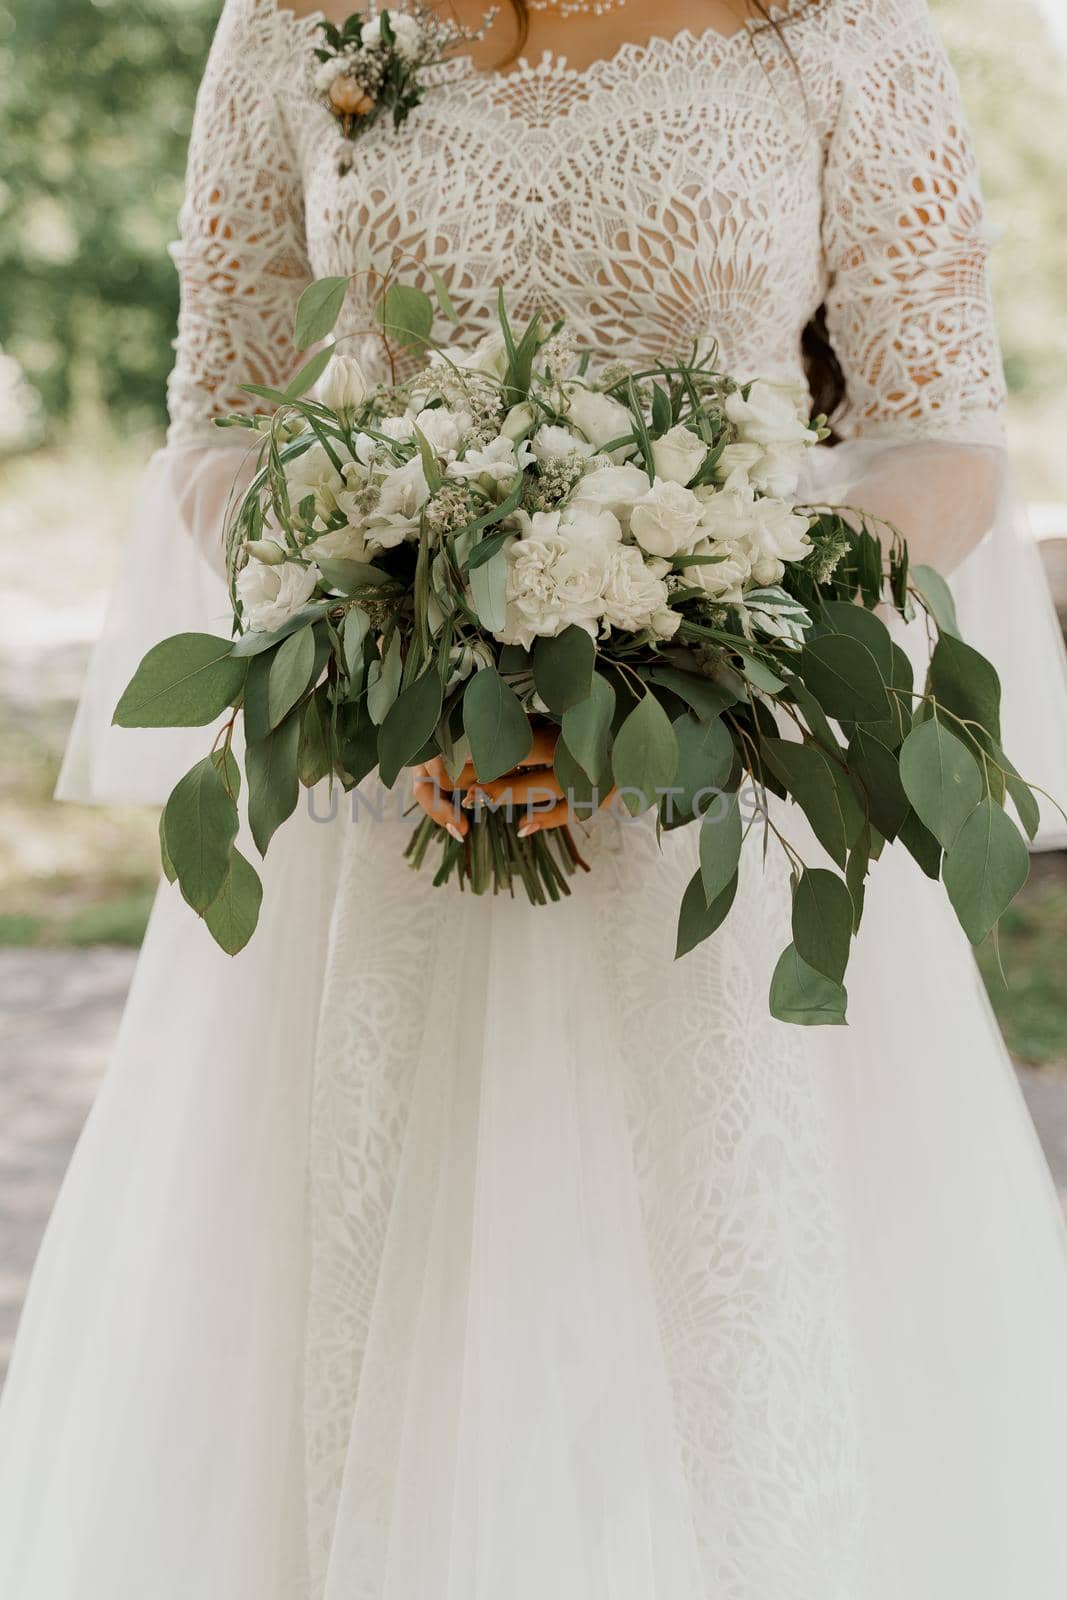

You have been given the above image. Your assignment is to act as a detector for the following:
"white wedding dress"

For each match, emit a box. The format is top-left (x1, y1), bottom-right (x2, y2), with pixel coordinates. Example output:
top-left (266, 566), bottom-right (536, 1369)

top-left (4, 1), bottom-right (1067, 1595)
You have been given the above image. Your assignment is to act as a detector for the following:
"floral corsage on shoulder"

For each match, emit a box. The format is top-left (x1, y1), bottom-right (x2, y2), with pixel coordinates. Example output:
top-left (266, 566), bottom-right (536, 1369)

top-left (313, 3), bottom-right (496, 146)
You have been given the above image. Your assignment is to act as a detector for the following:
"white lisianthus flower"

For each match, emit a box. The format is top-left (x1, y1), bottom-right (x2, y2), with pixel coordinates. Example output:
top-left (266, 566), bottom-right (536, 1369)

top-left (237, 558), bottom-right (320, 632)
top-left (379, 414), bottom-right (416, 443)
top-left (564, 383), bottom-right (635, 453)
top-left (713, 441), bottom-right (765, 491)
top-left (496, 533), bottom-right (611, 649)
top-left (748, 550), bottom-right (786, 586)
top-left (243, 538), bottom-right (287, 566)
top-left (531, 423), bottom-right (594, 464)
top-left (414, 406), bottom-right (470, 459)
top-left (447, 436), bottom-right (534, 492)
top-left (630, 479), bottom-right (705, 558)
top-left (501, 402), bottom-right (535, 441)
top-left (725, 380), bottom-right (818, 448)
top-left (600, 545), bottom-right (678, 636)
top-left (308, 524), bottom-right (371, 564)
top-left (361, 11), bottom-right (421, 60)
top-left (650, 422), bottom-right (707, 486)
top-left (315, 353), bottom-right (369, 415)
top-left (365, 455), bottom-right (430, 548)
top-left (429, 329), bottom-right (510, 383)
top-left (568, 462), bottom-right (651, 529)
top-left (697, 485), bottom-right (813, 565)
top-left (284, 441), bottom-right (347, 522)
top-left (687, 539), bottom-right (752, 603)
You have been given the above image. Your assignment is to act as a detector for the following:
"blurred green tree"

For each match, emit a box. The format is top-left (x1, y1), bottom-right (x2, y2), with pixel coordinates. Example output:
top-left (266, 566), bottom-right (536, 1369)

top-left (0, 0), bottom-right (1064, 438)
top-left (0, 0), bottom-right (216, 434)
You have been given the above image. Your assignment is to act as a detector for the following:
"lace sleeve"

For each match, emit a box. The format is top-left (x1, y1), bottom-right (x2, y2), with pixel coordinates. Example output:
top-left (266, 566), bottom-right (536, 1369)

top-left (166, 0), bottom-right (311, 445)
top-left (822, 0), bottom-right (1006, 446)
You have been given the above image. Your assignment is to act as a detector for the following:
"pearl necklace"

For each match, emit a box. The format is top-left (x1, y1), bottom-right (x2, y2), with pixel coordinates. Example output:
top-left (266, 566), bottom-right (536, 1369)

top-left (526, 0), bottom-right (627, 15)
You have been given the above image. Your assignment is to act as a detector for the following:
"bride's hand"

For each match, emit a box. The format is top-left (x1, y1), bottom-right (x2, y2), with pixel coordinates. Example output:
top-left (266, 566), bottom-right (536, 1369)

top-left (411, 726), bottom-right (571, 839)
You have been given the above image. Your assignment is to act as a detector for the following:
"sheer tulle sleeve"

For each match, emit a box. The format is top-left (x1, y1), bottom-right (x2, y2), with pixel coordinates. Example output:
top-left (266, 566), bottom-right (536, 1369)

top-left (56, 0), bottom-right (310, 805)
top-left (805, 0), bottom-right (1067, 845)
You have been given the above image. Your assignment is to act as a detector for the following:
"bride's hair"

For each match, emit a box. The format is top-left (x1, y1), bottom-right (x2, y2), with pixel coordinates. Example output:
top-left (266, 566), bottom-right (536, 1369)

top-left (494, 0), bottom-right (848, 428)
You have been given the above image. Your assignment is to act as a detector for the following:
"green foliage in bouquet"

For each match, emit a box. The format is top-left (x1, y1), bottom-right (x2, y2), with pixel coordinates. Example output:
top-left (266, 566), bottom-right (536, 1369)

top-left (114, 274), bottom-right (1060, 1026)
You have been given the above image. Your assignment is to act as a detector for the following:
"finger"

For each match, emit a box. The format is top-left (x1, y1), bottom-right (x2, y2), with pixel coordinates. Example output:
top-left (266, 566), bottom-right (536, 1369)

top-left (467, 771), bottom-right (564, 807)
top-left (411, 765), bottom-right (468, 840)
top-left (514, 726), bottom-right (560, 769)
top-left (517, 799), bottom-right (571, 836)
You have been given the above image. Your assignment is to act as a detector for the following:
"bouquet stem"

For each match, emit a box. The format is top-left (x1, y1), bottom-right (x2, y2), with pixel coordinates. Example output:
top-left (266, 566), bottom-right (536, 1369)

top-left (404, 813), bottom-right (587, 904)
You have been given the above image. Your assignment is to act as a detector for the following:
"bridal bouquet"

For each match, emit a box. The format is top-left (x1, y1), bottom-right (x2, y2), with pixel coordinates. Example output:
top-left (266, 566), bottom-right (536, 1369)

top-left (114, 276), bottom-right (1054, 1025)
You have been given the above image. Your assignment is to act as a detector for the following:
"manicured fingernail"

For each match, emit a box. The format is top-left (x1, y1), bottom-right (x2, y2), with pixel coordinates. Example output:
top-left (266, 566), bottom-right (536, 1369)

top-left (446, 823), bottom-right (465, 842)
top-left (517, 821), bottom-right (537, 838)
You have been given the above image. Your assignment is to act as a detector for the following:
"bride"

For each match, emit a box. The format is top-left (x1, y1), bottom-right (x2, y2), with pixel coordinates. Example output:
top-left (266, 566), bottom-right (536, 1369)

top-left (4, 0), bottom-right (1067, 1594)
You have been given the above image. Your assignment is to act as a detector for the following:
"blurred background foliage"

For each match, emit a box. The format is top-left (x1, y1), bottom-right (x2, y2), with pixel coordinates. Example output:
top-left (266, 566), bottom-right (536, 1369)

top-left (0, 0), bottom-right (1065, 1068)
top-left (0, 0), bottom-right (1065, 458)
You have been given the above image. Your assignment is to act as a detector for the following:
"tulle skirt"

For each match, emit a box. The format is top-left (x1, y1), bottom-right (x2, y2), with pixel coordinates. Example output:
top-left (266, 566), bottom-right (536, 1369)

top-left (2, 442), bottom-right (1067, 1597)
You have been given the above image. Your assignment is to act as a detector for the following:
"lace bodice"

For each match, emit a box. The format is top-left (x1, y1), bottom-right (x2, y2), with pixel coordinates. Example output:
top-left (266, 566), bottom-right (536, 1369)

top-left (167, 0), bottom-right (1005, 451)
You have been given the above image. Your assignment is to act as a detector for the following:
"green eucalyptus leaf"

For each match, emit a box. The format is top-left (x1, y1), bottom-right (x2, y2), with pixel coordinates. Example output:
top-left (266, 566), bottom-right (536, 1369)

top-left (246, 713), bottom-right (302, 857)
top-left (533, 626), bottom-right (596, 714)
top-left (799, 633), bottom-right (890, 724)
top-left (611, 691), bottom-right (679, 815)
top-left (815, 599), bottom-right (894, 678)
top-left (295, 276), bottom-right (349, 351)
top-left (898, 808), bottom-right (942, 880)
top-left (203, 849), bottom-right (264, 956)
top-left (762, 738), bottom-right (849, 868)
top-left (769, 943), bottom-right (849, 1027)
top-left (343, 607), bottom-right (371, 683)
top-left (268, 623), bottom-right (317, 730)
top-left (316, 556), bottom-right (391, 592)
top-left (159, 810), bottom-right (177, 885)
top-left (285, 345), bottom-right (334, 401)
top-left (230, 603), bottom-right (332, 657)
top-left (469, 544), bottom-right (509, 634)
top-left (943, 798), bottom-right (1030, 945)
top-left (911, 563), bottom-right (961, 638)
top-left (367, 631), bottom-right (403, 725)
top-left (430, 269), bottom-right (460, 325)
top-left (298, 688), bottom-right (333, 788)
top-left (675, 868), bottom-right (738, 960)
top-left (376, 282), bottom-right (434, 351)
top-left (463, 665), bottom-right (532, 782)
top-left (665, 712), bottom-right (734, 827)
top-left (898, 716), bottom-right (984, 849)
top-left (791, 868), bottom-right (853, 984)
top-left (561, 673), bottom-right (616, 786)
top-left (848, 727), bottom-right (910, 841)
top-left (649, 666), bottom-right (738, 720)
top-left (928, 633), bottom-right (1002, 744)
top-left (378, 670), bottom-right (444, 788)
top-left (113, 633), bottom-right (246, 728)
top-left (698, 789), bottom-right (742, 905)
top-left (162, 756), bottom-right (240, 913)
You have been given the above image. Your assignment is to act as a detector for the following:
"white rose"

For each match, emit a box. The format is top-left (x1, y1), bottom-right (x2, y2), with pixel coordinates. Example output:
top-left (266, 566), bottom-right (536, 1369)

top-left (630, 479), bottom-right (705, 558)
top-left (558, 504), bottom-right (623, 547)
top-left (446, 435), bottom-right (534, 495)
top-left (365, 455), bottom-right (430, 549)
top-left (725, 379), bottom-right (818, 448)
top-left (697, 484), bottom-right (811, 564)
top-left (284, 441), bottom-right (346, 523)
top-left (748, 551), bottom-right (786, 586)
top-left (431, 329), bottom-right (509, 382)
top-left (688, 539), bottom-right (752, 603)
top-left (564, 383), bottom-right (635, 452)
top-left (496, 535), bottom-right (610, 650)
top-left (568, 462), bottom-right (651, 529)
top-left (414, 406), bottom-right (469, 459)
top-left (361, 11), bottom-right (421, 61)
top-left (531, 423), bottom-right (594, 464)
top-left (600, 545), bottom-right (676, 635)
top-left (315, 353), bottom-right (369, 416)
top-left (650, 422), bottom-right (708, 487)
top-left (237, 558), bottom-right (320, 632)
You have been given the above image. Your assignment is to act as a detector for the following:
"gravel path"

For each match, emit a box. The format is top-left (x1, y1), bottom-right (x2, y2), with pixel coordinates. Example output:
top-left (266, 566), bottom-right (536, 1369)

top-left (1, 948), bottom-right (1066, 1381)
